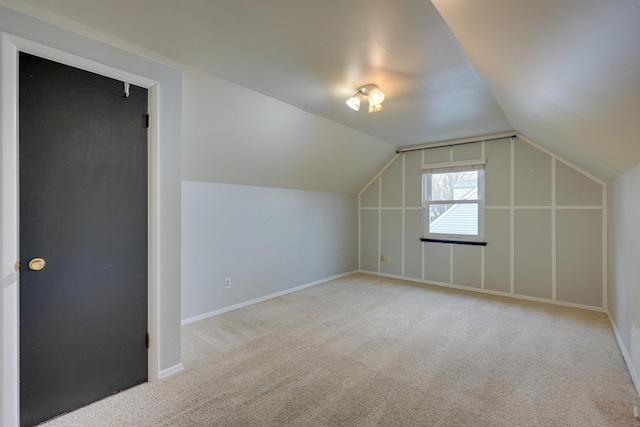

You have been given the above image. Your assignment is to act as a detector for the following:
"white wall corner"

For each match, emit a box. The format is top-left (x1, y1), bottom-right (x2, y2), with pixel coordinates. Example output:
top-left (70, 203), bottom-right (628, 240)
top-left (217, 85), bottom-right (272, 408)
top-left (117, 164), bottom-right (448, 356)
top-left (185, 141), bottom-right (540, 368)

top-left (158, 363), bottom-right (184, 379)
top-left (607, 312), bottom-right (640, 396)
top-left (181, 271), bottom-right (358, 326)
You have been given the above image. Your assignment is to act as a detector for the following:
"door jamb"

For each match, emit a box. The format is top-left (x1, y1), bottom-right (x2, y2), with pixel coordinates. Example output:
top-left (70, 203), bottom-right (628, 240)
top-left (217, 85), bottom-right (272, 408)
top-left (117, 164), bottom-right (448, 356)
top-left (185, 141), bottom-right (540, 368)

top-left (2, 33), bottom-right (161, 424)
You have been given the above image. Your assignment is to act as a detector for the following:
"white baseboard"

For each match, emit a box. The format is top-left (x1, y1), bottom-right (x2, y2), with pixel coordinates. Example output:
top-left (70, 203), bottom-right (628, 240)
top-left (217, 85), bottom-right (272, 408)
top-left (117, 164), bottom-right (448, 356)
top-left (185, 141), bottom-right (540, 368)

top-left (358, 270), bottom-right (608, 313)
top-left (158, 363), bottom-right (184, 379)
top-left (181, 271), bottom-right (358, 326)
top-left (607, 312), bottom-right (640, 396)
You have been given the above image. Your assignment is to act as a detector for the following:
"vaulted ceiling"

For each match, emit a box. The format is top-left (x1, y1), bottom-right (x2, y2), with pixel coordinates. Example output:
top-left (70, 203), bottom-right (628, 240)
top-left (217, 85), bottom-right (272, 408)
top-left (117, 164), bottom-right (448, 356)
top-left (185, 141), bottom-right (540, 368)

top-left (3, 0), bottom-right (640, 185)
top-left (432, 0), bottom-right (640, 182)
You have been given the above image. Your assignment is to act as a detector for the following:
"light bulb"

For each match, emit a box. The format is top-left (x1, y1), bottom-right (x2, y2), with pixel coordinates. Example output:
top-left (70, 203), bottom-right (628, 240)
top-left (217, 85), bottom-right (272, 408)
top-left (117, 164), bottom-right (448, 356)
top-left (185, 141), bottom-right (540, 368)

top-left (369, 89), bottom-right (385, 104)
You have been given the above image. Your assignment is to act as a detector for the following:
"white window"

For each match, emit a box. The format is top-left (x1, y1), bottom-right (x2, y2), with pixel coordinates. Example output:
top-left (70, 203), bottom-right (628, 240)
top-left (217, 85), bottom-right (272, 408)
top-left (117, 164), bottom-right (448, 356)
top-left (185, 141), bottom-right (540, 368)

top-left (421, 159), bottom-right (485, 243)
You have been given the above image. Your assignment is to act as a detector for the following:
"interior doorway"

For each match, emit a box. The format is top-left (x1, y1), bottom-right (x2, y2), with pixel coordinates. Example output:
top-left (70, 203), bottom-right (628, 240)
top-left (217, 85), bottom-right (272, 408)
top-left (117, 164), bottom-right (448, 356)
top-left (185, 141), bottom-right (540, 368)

top-left (19, 53), bottom-right (149, 426)
top-left (1, 21), bottom-right (182, 425)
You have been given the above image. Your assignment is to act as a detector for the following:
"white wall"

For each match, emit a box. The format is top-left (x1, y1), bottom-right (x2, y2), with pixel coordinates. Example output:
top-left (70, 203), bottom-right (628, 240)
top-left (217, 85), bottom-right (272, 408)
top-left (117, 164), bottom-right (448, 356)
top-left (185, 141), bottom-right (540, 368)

top-left (608, 162), bottom-right (640, 394)
top-left (181, 182), bottom-right (357, 323)
top-left (178, 58), bottom-right (390, 324)
top-left (181, 66), bottom-right (396, 194)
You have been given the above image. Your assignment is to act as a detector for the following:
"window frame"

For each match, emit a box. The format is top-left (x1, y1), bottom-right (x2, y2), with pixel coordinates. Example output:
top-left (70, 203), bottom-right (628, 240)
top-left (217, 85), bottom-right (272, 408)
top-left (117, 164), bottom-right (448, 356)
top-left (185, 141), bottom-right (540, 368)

top-left (421, 159), bottom-right (486, 244)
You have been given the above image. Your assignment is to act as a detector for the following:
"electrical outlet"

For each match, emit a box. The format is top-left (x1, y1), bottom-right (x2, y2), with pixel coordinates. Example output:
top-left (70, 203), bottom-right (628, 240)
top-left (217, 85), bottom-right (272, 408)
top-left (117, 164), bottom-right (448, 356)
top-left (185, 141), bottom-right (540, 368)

top-left (224, 277), bottom-right (231, 289)
top-left (386, 256), bottom-right (392, 262)
top-left (380, 255), bottom-right (384, 262)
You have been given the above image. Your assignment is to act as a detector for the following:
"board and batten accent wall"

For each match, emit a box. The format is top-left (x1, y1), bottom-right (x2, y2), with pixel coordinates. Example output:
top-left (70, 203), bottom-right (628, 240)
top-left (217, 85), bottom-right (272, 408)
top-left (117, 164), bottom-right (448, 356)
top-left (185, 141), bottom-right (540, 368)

top-left (359, 135), bottom-right (607, 310)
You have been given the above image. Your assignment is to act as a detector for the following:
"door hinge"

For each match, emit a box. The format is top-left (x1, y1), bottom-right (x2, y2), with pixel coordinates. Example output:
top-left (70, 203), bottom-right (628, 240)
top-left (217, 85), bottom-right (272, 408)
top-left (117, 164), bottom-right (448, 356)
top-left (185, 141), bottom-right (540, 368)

top-left (145, 114), bottom-right (150, 128)
top-left (145, 333), bottom-right (150, 348)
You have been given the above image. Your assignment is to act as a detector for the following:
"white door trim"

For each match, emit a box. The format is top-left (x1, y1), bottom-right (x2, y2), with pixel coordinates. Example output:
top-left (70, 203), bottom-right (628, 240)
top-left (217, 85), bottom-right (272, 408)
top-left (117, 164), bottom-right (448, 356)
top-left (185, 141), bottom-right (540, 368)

top-left (1, 30), bottom-right (175, 426)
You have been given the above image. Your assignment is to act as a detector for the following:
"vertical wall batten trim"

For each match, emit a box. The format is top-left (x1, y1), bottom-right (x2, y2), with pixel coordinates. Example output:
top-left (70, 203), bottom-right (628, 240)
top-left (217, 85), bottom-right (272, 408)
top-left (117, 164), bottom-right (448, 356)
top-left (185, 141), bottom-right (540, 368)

top-left (358, 192), bottom-right (361, 271)
top-left (401, 154), bottom-right (405, 277)
top-left (377, 176), bottom-right (381, 273)
top-left (510, 137), bottom-right (515, 294)
top-left (449, 244), bottom-right (453, 284)
top-left (602, 185), bottom-right (608, 309)
top-left (421, 242), bottom-right (426, 281)
top-left (447, 145), bottom-right (453, 285)
top-left (481, 246), bottom-right (485, 289)
top-left (479, 143), bottom-right (486, 241)
top-left (551, 158), bottom-right (557, 301)
top-left (421, 149), bottom-right (425, 281)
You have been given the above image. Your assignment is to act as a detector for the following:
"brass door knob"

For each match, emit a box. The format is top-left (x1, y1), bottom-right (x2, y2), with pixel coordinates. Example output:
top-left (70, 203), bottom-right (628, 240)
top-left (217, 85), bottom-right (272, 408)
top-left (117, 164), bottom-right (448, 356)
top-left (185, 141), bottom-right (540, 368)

top-left (28, 258), bottom-right (46, 271)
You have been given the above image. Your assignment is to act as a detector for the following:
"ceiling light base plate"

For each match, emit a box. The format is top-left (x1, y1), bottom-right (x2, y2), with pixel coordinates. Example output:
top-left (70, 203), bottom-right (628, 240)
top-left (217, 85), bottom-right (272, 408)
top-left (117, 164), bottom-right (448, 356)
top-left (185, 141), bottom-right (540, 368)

top-left (357, 84), bottom-right (379, 96)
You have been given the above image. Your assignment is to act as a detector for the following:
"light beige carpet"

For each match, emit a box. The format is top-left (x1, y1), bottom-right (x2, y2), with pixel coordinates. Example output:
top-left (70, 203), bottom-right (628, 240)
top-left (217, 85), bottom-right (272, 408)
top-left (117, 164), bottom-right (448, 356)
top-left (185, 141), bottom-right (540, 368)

top-left (42, 273), bottom-right (639, 426)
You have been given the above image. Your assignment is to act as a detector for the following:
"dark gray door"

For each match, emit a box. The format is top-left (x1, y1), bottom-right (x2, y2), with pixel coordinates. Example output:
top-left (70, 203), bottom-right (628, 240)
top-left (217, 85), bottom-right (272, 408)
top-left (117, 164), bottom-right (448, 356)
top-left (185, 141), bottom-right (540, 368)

top-left (19, 52), bottom-right (148, 426)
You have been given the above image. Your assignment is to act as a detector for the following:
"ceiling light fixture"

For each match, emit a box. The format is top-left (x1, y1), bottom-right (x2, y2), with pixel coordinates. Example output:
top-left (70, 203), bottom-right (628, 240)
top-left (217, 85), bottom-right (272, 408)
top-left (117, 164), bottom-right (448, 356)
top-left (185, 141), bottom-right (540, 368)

top-left (345, 93), bottom-right (362, 111)
top-left (346, 84), bottom-right (385, 113)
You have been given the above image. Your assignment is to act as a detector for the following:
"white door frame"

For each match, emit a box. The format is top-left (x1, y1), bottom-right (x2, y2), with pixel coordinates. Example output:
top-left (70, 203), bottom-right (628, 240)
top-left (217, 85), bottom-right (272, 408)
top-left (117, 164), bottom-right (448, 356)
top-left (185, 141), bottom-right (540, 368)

top-left (1, 30), bottom-right (177, 426)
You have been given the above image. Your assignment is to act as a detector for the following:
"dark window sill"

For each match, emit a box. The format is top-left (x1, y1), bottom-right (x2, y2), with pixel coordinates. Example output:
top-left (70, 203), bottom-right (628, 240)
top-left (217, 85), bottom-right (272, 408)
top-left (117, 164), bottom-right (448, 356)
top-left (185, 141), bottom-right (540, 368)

top-left (420, 238), bottom-right (487, 246)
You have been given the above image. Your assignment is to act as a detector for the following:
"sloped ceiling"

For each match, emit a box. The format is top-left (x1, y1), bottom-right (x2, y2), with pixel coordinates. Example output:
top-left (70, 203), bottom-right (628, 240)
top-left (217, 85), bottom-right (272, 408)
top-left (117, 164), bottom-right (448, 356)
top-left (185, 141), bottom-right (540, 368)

top-left (1, 0), bottom-right (511, 147)
top-left (2, 0), bottom-right (638, 188)
top-left (432, 0), bottom-right (640, 181)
